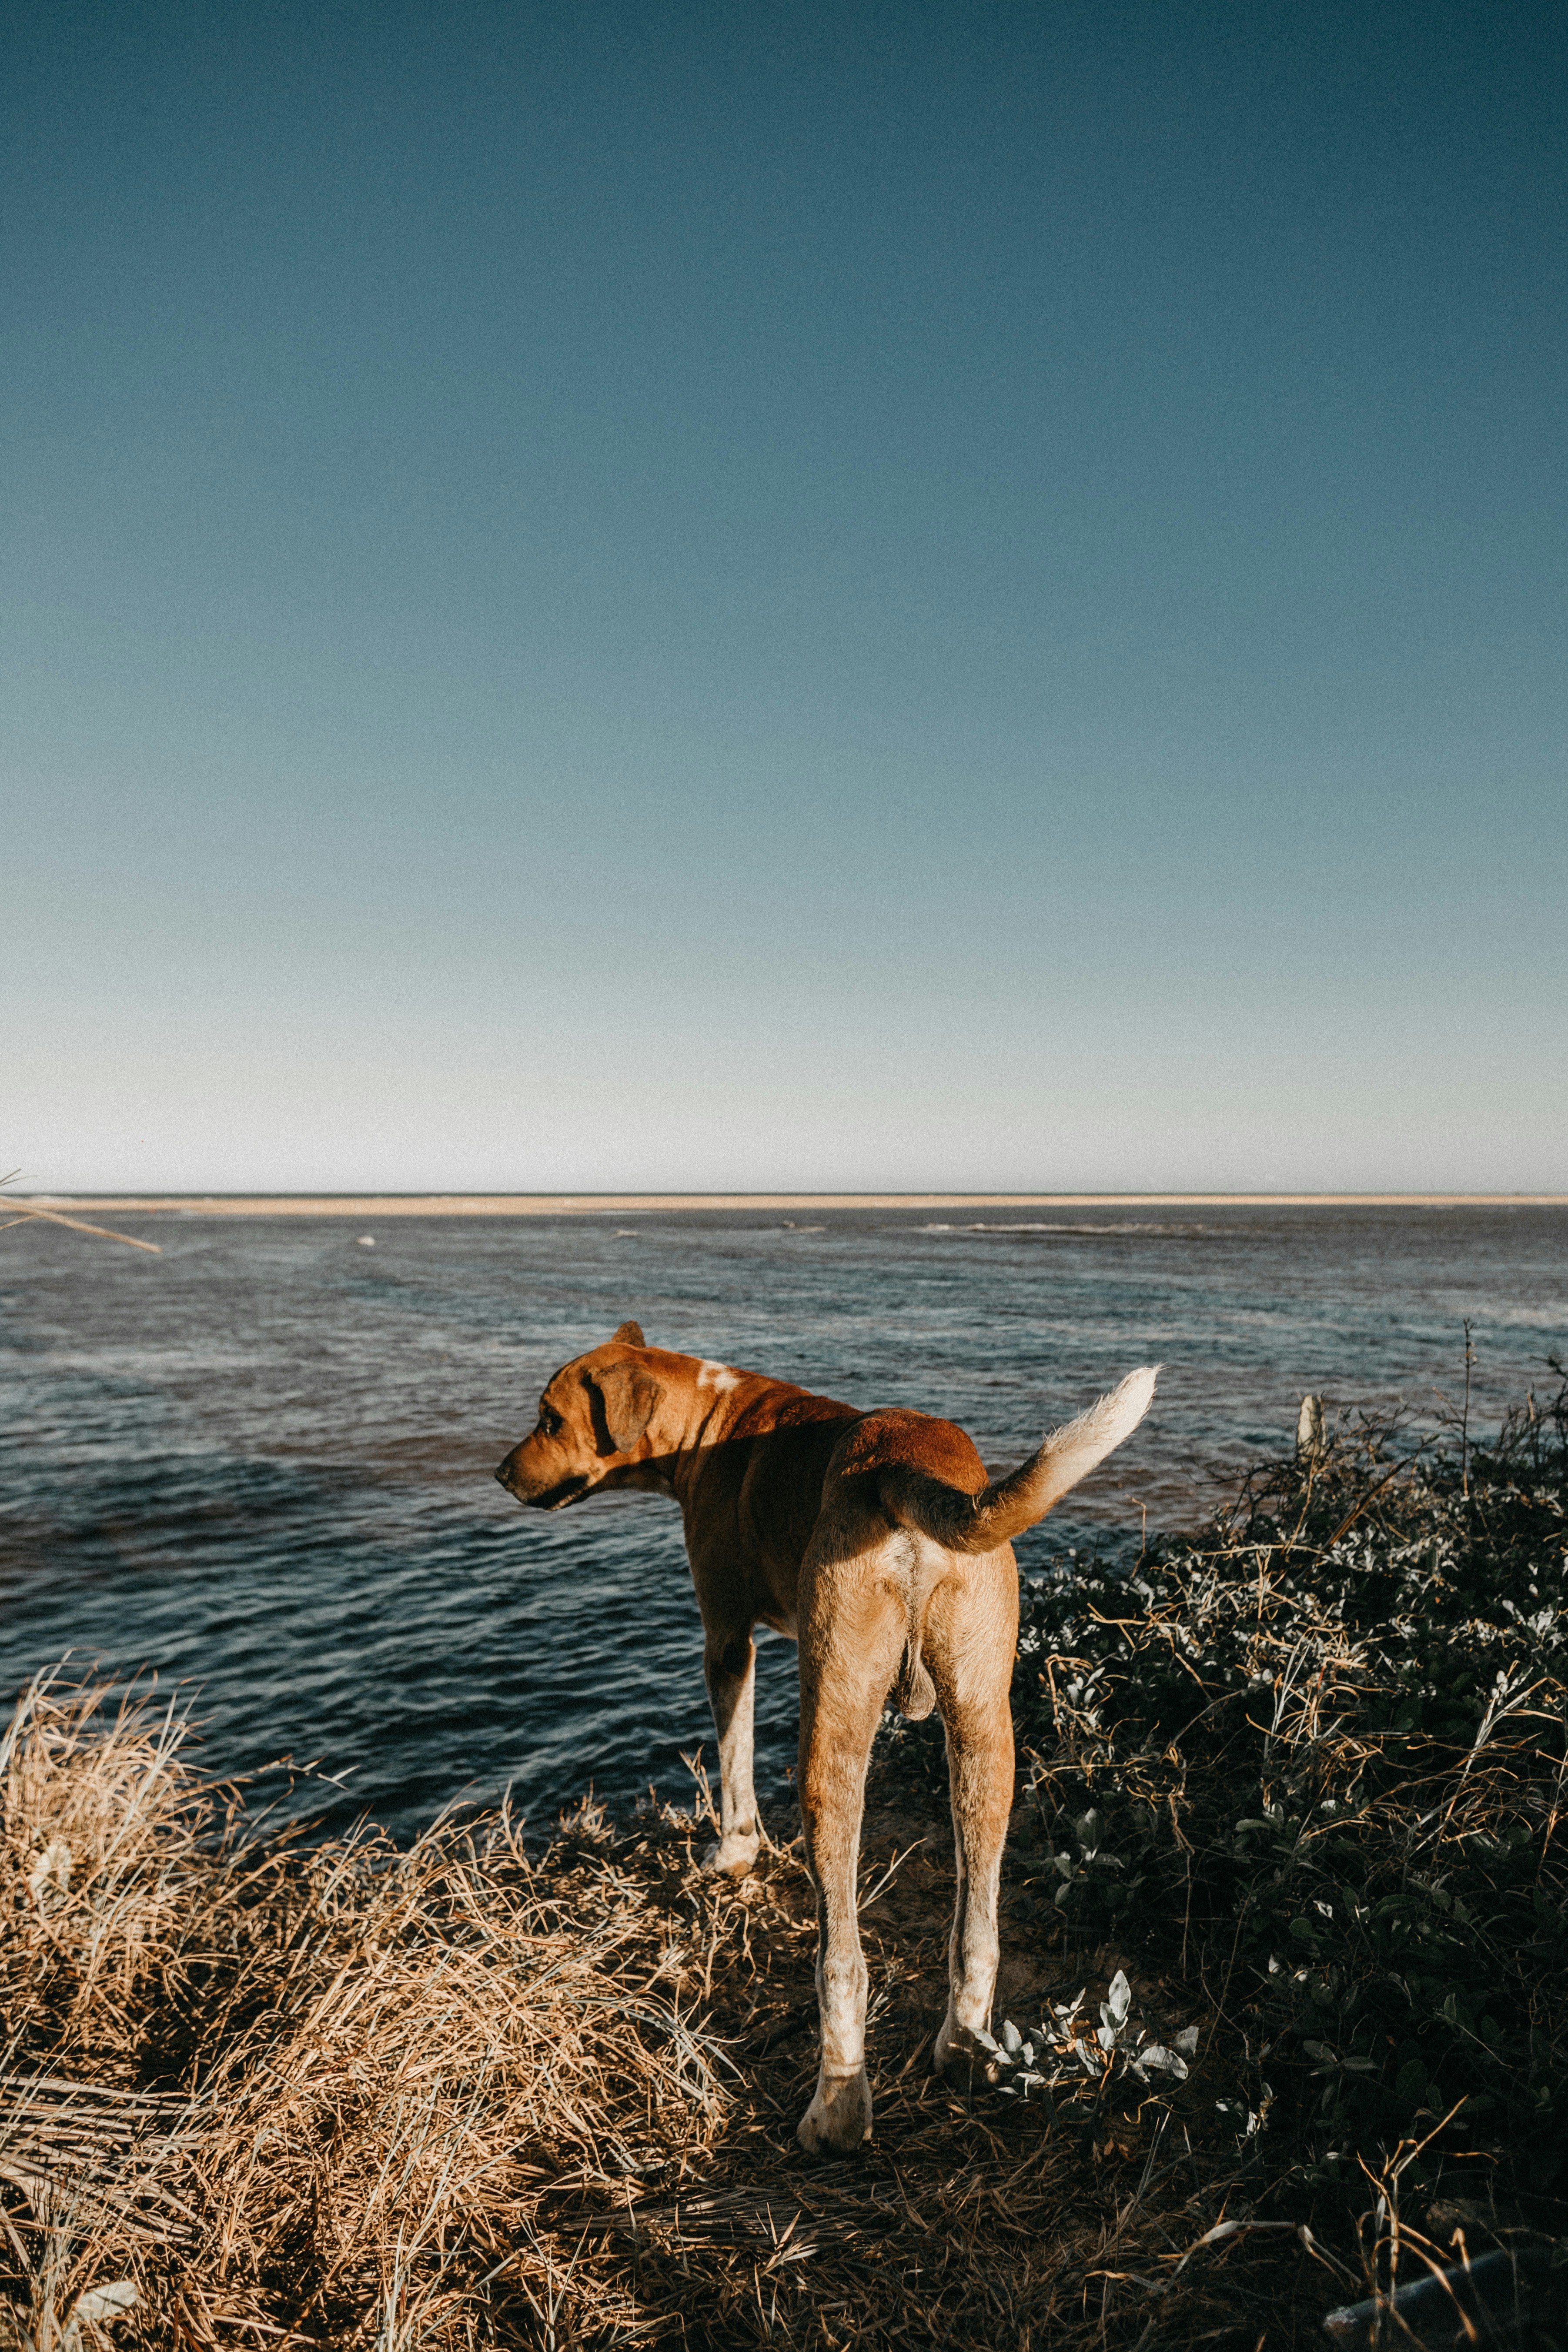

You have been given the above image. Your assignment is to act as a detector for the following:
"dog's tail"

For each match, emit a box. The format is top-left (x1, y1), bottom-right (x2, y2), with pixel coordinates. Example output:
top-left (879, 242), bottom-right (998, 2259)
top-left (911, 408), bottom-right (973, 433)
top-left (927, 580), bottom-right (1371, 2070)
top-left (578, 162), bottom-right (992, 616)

top-left (881, 1367), bottom-right (1160, 1567)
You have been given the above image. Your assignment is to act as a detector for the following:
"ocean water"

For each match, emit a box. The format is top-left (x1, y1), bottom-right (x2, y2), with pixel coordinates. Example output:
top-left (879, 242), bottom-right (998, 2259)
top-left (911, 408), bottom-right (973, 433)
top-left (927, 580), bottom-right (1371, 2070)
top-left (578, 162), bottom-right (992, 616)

top-left (2, 1204), bottom-right (1564, 1839)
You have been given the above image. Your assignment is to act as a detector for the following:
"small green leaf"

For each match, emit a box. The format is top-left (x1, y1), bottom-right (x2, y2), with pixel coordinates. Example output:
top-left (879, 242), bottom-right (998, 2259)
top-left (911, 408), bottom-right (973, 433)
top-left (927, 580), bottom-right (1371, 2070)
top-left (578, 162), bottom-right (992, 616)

top-left (1394, 2058), bottom-right (1428, 2108)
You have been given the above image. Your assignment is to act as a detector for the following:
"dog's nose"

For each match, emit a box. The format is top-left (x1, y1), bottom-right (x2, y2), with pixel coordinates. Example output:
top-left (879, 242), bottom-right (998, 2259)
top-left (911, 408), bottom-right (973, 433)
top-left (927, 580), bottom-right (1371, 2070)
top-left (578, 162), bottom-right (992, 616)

top-left (494, 1459), bottom-right (515, 1490)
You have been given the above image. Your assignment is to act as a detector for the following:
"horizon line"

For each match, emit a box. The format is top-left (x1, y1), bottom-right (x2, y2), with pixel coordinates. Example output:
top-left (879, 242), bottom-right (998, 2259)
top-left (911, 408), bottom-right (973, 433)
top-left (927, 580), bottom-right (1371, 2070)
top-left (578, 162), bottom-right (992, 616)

top-left (20, 1190), bottom-right (1568, 1216)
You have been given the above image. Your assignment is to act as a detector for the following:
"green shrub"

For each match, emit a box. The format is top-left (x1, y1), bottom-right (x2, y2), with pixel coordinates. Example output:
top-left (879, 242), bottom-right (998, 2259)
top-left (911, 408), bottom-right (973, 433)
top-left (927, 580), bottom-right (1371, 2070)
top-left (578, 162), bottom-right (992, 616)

top-left (1001, 1379), bottom-right (1568, 2200)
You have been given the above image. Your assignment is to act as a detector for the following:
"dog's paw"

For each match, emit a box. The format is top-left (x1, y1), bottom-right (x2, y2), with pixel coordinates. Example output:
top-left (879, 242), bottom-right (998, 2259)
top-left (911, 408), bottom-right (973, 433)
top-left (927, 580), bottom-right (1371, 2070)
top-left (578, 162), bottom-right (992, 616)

top-left (796, 2069), bottom-right (873, 2157)
top-left (699, 1829), bottom-right (761, 1877)
top-left (933, 2016), bottom-right (1003, 2085)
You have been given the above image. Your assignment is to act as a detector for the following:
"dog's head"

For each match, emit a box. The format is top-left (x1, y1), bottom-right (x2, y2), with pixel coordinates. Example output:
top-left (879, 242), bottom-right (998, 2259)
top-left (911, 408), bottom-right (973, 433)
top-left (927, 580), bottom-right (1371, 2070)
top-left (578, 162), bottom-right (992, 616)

top-left (494, 1322), bottom-right (666, 1510)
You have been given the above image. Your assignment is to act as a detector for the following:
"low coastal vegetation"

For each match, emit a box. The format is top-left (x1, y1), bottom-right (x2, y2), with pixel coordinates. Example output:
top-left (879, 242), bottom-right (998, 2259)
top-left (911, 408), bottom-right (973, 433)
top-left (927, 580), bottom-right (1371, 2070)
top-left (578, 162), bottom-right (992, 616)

top-left (3, 1383), bottom-right (1565, 2347)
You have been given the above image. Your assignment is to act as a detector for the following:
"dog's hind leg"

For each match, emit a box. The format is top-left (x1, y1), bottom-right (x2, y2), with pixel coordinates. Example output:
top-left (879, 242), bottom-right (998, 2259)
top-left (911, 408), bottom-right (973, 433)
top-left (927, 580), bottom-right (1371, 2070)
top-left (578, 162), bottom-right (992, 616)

top-left (924, 1547), bottom-right (1019, 2079)
top-left (701, 1624), bottom-right (763, 1876)
top-left (795, 1541), bottom-right (907, 2155)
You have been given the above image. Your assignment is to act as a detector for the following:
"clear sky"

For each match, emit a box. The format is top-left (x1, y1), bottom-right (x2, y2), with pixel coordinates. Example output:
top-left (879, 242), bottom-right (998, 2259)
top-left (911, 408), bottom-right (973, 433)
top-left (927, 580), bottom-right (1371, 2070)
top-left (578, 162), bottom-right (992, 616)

top-left (4, 1), bottom-right (1565, 1194)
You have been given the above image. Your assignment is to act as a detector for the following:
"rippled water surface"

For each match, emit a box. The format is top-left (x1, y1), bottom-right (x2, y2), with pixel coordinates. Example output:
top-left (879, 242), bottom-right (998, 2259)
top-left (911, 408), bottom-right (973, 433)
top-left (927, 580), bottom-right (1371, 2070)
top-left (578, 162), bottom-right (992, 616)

top-left (3, 1205), bottom-right (1564, 1836)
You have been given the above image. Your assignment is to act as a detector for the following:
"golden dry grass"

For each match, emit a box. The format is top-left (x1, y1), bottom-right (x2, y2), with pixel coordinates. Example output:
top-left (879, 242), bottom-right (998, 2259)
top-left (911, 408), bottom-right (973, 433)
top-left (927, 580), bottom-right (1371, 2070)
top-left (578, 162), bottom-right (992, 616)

top-left (0, 1664), bottom-right (1354, 2350)
top-left (1, 1672), bottom-right (730, 2345)
top-left (0, 1663), bottom-right (1452, 2352)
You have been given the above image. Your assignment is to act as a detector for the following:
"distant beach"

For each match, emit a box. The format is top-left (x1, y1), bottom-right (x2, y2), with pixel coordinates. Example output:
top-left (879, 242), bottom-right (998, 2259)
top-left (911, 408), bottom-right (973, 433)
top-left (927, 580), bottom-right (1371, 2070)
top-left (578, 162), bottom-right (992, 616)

top-left (26, 1189), bottom-right (1568, 1216)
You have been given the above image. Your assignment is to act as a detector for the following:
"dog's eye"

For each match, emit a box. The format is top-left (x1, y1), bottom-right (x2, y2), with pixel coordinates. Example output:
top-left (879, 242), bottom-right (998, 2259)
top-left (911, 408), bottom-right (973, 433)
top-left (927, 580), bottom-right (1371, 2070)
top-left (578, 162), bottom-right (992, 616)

top-left (538, 1406), bottom-right (562, 1439)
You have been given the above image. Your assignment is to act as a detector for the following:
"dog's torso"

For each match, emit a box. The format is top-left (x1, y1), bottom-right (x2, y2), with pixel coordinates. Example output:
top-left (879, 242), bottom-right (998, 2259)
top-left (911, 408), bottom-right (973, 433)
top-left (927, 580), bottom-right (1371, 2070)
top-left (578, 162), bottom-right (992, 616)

top-left (611, 1359), bottom-right (991, 1644)
top-left (621, 1360), bottom-right (861, 1636)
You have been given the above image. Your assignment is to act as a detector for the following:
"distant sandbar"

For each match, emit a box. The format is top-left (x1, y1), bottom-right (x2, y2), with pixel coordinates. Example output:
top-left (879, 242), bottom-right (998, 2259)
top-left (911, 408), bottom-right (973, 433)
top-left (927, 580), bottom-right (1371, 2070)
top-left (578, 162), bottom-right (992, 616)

top-left (28, 1192), bottom-right (1568, 1217)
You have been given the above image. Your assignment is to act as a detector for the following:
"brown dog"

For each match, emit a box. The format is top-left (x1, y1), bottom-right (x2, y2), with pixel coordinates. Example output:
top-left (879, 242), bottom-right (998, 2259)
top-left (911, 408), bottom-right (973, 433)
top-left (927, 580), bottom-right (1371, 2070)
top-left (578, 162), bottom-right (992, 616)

top-left (495, 1324), bottom-right (1156, 2155)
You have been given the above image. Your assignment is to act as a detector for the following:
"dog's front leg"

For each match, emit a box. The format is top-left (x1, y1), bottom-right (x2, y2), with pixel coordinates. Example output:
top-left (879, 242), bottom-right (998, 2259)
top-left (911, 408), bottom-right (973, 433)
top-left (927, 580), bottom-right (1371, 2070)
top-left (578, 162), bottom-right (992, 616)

top-left (700, 1627), bottom-right (762, 1875)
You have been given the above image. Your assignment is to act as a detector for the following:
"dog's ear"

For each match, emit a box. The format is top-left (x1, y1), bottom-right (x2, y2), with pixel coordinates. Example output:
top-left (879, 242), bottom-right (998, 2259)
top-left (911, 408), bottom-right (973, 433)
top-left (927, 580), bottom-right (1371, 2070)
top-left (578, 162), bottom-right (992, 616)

top-left (588, 1360), bottom-right (663, 1455)
top-left (612, 1320), bottom-right (646, 1348)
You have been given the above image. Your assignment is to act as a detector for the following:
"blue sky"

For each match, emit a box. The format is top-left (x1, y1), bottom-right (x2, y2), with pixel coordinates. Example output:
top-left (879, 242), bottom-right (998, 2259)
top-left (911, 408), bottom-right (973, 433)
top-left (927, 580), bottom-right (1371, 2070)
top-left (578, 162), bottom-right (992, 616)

top-left (5, 1), bottom-right (1565, 1192)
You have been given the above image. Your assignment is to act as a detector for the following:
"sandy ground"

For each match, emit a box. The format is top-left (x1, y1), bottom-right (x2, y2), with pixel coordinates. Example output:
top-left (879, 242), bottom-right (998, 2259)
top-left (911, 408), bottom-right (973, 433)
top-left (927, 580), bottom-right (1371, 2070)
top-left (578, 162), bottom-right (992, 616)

top-left (20, 1190), bottom-right (1568, 1216)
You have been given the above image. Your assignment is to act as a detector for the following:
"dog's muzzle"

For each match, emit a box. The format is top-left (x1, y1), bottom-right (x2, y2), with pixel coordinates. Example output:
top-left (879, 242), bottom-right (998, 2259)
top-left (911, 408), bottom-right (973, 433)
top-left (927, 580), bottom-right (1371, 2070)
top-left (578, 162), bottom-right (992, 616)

top-left (494, 1462), bottom-right (592, 1513)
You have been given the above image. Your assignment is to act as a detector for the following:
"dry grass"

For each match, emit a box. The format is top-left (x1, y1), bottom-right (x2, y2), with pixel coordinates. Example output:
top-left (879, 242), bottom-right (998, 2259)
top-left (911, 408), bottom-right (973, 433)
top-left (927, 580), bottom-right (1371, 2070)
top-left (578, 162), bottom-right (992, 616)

top-left (3, 1386), bottom-right (1565, 2347)
top-left (0, 1674), bottom-right (729, 2345)
top-left (0, 1669), bottom-right (1328, 2351)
